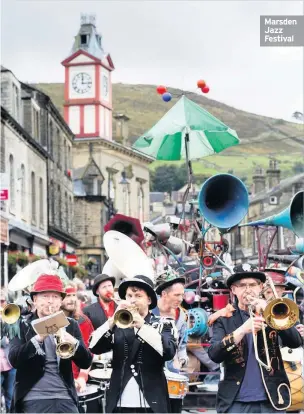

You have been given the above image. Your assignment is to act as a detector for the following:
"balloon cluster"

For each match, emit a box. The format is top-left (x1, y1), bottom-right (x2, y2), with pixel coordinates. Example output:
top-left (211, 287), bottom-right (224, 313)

top-left (197, 79), bottom-right (210, 94)
top-left (156, 85), bottom-right (172, 102)
top-left (156, 79), bottom-right (210, 102)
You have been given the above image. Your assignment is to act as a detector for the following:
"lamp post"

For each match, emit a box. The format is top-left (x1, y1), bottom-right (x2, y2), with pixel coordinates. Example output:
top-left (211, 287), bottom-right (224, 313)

top-left (107, 162), bottom-right (130, 221)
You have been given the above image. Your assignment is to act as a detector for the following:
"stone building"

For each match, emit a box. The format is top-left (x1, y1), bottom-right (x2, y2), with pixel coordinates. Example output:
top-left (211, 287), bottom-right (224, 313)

top-left (238, 159), bottom-right (304, 263)
top-left (1, 65), bottom-right (79, 262)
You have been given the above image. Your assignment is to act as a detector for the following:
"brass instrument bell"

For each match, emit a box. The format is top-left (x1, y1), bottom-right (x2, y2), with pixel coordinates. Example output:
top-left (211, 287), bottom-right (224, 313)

top-left (113, 306), bottom-right (138, 329)
top-left (55, 328), bottom-right (76, 359)
top-left (0, 303), bottom-right (21, 325)
top-left (263, 297), bottom-right (299, 331)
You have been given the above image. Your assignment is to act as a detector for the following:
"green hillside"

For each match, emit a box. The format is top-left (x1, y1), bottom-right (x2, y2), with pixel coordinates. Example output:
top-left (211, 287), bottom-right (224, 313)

top-left (34, 82), bottom-right (303, 183)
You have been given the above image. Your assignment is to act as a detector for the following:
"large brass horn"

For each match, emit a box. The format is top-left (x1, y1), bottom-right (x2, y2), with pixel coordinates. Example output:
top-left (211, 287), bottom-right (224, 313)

top-left (0, 303), bottom-right (21, 324)
top-left (113, 306), bottom-right (138, 329)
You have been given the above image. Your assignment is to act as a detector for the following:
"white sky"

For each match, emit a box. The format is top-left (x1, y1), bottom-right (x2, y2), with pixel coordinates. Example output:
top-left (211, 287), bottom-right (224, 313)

top-left (1, 0), bottom-right (303, 122)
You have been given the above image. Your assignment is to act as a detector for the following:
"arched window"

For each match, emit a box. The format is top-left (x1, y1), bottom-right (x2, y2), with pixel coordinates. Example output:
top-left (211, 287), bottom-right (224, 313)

top-left (58, 185), bottom-right (62, 227)
top-left (9, 155), bottom-right (15, 211)
top-left (137, 185), bottom-right (144, 222)
top-left (20, 164), bottom-right (26, 215)
top-left (31, 172), bottom-right (36, 223)
top-left (50, 180), bottom-right (54, 224)
top-left (39, 178), bottom-right (44, 227)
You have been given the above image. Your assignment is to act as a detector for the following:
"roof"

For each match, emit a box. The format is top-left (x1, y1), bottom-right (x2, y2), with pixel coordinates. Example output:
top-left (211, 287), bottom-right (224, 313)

top-left (250, 172), bottom-right (304, 204)
top-left (150, 192), bottom-right (165, 203)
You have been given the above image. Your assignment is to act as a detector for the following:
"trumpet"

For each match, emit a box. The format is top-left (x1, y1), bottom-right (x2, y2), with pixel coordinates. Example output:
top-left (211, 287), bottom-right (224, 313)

top-left (111, 298), bottom-right (139, 329)
top-left (55, 328), bottom-right (76, 359)
top-left (0, 303), bottom-right (21, 325)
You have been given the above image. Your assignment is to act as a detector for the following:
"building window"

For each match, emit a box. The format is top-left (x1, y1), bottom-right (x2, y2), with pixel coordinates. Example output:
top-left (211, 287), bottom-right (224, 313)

top-left (58, 185), bottom-right (62, 227)
top-left (137, 185), bottom-right (144, 222)
top-left (31, 172), bottom-right (36, 224)
top-left (12, 84), bottom-right (20, 121)
top-left (64, 141), bottom-right (67, 171)
top-left (57, 128), bottom-right (61, 168)
top-left (81, 34), bottom-right (88, 45)
top-left (49, 121), bottom-right (54, 157)
top-left (39, 178), bottom-right (44, 227)
top-left (69, 195), bottom-right (73, 234)
top-left (9, 155), bottom-right (15, 212)
top-left (65, 192), bottom-right (68, 231)
top-left (32, 107), bottom-right (40, 140)
top-left (67, 145), bottom-right (71, 170)
top-left (50, 180), bottom-right (54, 224)
top-left (20, 164), bottom-right (26, 215)
top-left (1, 124), bottom-right (5, 173)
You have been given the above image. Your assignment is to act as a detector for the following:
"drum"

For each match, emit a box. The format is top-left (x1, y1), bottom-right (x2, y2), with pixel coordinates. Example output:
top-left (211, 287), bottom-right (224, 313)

top-left (77, 384), bottom-right (103, 414)
top-left (165, 370), bottom-right (189, 399)
top-left (281, 347), bottom-right (304, 412)
top-left (89, 368), bottom-right (112, 390)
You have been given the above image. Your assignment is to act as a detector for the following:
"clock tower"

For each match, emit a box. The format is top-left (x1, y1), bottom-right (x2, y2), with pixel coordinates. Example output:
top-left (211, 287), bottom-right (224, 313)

top-left (62, 14), bottom-right (114, 140)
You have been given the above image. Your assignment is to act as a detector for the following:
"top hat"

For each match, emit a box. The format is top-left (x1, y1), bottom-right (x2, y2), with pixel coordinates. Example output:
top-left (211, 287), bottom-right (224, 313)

top-left (92, 274), bottom-right (116, 297)
top-left (226, 263), bottom-right (266, 289)
top-left (30, 274), bottom-right (66, 299)
top-left (118, 275), bottom-right (157, 309)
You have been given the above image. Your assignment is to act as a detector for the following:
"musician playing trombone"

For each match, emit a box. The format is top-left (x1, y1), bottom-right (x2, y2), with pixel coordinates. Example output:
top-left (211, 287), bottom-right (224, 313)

top-left (8, 274), bottom-right (93, 413)
top-left (89, 275), bottom-right (177, 413)
top-left (208, 264), bottom-right (303, 413)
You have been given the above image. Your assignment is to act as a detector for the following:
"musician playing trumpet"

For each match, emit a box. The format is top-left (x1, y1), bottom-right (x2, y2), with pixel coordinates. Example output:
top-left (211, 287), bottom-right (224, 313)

top-left (208, 264), bottom-right (303, 413)
top-left (89, 275), bottom-right (177, 413)
top-left (8, 274), bottom-right (93, 413)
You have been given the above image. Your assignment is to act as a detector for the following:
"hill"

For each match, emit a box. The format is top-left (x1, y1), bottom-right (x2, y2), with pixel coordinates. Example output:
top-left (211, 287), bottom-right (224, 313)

top-left (34, 82), bottom-right (303, 182)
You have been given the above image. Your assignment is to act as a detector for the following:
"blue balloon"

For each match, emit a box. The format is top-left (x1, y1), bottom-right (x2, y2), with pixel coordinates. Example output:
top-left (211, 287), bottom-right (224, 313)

top-left (162, 92), bottom-right (172, 102)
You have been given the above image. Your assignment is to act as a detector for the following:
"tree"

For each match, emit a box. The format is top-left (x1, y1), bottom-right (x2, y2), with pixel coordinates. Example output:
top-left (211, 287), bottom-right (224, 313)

top-left (151, 164), bottom-right (188, 193)
top-left (292, 111), bottom-right (303, 121)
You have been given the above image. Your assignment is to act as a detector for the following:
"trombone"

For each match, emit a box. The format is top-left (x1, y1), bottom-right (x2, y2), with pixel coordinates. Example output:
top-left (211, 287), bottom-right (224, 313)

top-left (246, 294), bottom-right (272, 371)
top-left (0, 303), bottom-right (21, 325)
top-left (262, 277), bottom-right (299, 331)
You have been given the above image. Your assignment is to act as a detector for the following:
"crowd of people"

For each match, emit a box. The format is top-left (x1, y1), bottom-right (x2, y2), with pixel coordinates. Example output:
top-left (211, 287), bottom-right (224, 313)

top-left (0, 261), bottom-right (303, 413)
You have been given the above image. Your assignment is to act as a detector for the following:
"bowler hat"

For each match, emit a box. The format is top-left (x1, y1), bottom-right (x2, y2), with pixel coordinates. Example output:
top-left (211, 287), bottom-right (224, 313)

top-left (30, 274), bottom-right (66, 299)
top-left (92, 274), bottom-right (116, 297)
top-left (118, 275), bottom-right (157, 309)
top-left (226, 263), bottom-right (266, 289)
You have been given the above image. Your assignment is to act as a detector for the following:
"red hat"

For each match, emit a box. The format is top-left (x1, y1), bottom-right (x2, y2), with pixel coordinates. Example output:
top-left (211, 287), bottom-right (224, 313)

top-left (264, 269), bottom-right (286, 287)
top-left (65, 286), bottom-right (77, 294)
top-left (30, 274), bottom-right (66, 299)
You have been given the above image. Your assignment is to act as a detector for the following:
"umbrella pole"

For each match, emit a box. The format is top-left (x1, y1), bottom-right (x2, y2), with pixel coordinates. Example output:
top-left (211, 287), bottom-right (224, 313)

top-left (184, 132), bottom-right (193, 191)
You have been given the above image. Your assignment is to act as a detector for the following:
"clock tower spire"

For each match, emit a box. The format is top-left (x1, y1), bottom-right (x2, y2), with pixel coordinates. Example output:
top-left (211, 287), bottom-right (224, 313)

top-left (62, 14), bottom-right (115, 141)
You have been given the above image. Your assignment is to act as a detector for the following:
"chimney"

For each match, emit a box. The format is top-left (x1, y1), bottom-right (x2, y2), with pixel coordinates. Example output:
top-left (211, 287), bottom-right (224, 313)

top-left (252, 167), bottom-right (266, 194)
top-left (113, 113), bottom-right (130, 146)
top-left (266, 159), bottom-right (281, 190)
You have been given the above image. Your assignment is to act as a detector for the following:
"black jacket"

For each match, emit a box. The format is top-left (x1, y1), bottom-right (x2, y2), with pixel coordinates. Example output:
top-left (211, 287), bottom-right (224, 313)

top-left (83, 301), bottom-right (117, 330)
top-left (90, 313), bottom-right (177, 413)
top-left (8, 312), bottom-right (93, 413)
top-left (208, 308), bottom-right (303, 413)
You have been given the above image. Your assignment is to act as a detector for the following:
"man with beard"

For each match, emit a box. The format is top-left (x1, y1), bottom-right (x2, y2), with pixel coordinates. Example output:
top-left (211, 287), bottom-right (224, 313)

top-left (61, 284), bottom-right (94, 392)
top-left (83, 274), bottom-right (117, 330)
top-left (8, 274), bottom-right (92, 413)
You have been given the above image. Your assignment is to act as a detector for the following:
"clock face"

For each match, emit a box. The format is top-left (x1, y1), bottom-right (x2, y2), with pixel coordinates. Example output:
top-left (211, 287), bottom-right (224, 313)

top-left (72, 72), bottom-right (92, 94)
top-left (103, 75), bottom-right (109, 98)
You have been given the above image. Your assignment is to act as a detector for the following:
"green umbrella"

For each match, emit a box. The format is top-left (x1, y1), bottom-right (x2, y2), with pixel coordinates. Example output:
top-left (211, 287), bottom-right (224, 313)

top-left (132, 95), bottom-right (239, 161)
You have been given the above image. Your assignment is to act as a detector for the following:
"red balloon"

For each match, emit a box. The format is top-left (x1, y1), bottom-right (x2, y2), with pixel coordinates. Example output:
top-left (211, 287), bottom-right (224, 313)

top-left (197, 79), bottom-right (206, 88)
top-left (156, 85), bottom-right (167, 95)
top-left (202, 86), bottom-right (210, 93)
